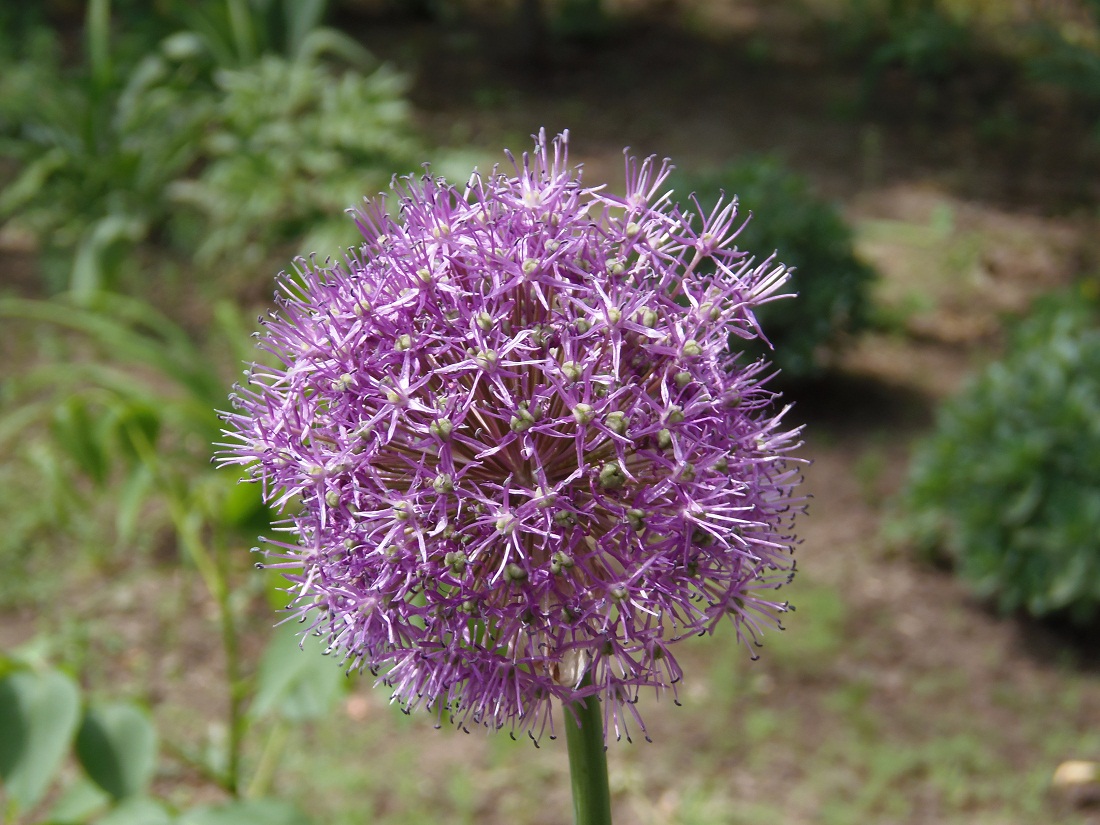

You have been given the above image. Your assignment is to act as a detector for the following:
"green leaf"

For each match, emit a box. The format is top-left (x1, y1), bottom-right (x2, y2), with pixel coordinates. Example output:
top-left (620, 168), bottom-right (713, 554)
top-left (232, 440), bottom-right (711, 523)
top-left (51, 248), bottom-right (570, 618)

top-left (250, 622), bottom-right (347, 722)
top-left (0, 146), bottom-right (67, 217)
top-left (116, 464), bottom-right (156, 546)
top-left (75, 702), bottom-right (159, 800)
top-left (217, 473), bottom-right (269, 533)
top-left (0, 669), bottom-right (82, 813)
top-left (94, 796), bottom-right (174, 825)
top-left (178, 799), bottom-right (311, 825)
top-left (46, 776), bottom-right (112, 824)
top-left (70, 215), bottom-right (146, 303)
top-left (50, 396), bottom-right (110, 486)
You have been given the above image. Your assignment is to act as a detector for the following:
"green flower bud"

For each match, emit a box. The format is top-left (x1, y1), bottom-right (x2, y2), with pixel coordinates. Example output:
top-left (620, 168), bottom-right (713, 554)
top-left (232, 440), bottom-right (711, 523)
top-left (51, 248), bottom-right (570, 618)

top-left (598, 461), bottom-right (627, 489)
top-left (534, 486), bottom-right (557, 508)
top-left (510, 407), bottom-right (537, 432)
top-left (444, 550), bottom-right (467, 575)
top-left (554, 510), bottom-right (577, 527)
top-left (562, 360), bottom-right (583, 381)
top-left (604, 410), bottom-right (628, 435)
top-left (475, 349), bottom-right (498, 369)
top-left (550, 551), bottom-right (574, 574)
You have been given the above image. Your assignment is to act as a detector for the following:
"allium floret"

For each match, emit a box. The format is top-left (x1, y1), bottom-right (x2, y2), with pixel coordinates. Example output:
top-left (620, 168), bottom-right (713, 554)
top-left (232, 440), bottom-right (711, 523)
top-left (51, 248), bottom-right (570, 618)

top-left (218, 130), bottom-right (804, 743)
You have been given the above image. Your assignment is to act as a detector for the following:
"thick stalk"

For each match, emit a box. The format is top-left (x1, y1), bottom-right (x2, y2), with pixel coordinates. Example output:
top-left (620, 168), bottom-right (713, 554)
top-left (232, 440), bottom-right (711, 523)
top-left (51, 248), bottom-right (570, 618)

top-left (564, 681), bottom-right (612, 825)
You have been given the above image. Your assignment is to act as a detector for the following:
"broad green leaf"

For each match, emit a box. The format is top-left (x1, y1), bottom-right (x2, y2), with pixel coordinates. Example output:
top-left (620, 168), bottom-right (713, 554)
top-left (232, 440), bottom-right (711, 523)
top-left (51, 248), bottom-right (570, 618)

top-left (0, 669), bottom-right (82, 813)
top-left (179, 799), bottom-right (311, 825)
top-left (46, 776), bottom-right (112, 824)
top-left (75, 702), bottom-right (159, 800)
top-left (94, 796), bottom-right (174, 825)
top-left (250, 622), bottom-right (347, 722)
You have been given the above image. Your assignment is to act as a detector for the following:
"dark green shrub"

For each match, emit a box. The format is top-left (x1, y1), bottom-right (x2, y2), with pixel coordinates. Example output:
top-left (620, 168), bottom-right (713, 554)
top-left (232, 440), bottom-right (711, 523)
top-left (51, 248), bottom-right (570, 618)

top-left (902, 286), bottom-right (1100, 623)
top-left (669, 156), bottom-right (876, 378)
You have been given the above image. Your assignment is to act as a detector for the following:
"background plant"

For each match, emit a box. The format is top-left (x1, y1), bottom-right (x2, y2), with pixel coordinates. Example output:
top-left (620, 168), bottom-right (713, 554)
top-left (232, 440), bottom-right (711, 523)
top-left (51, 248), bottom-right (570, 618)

top-left (1023, 0), bottom-right (1100, 141)
top-left (669, 156), bottom-right (877, 378)
top-left (167, 53), bottom-right (419, 275)
top-left (901, 283), bottom-right (1100, 624)
top-left (0, 627), bottom-right (345, 825)
top-left (0, 293), bottom-right (275, 795)
top-left (0, 1), bottom-right (211, 298)
top-left (0, 0), bottom-right (425, 298)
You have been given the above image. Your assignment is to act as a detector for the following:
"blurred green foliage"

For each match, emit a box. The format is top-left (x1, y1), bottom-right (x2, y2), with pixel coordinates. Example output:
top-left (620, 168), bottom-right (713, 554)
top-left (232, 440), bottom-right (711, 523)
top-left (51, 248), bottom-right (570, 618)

top-left (670, 156), bottom-right (877, 378)
top-left (1024, 0), bottom-right (1100, 140)
top-left (833, 0), bottom-right (979, 88)
top-left (0, 628), bottom-right (345, 824)
top-left (0, 0), bottom-right (421, 297)
top-left (169, 54), bottom-right (416, 272)
top-left (0, 294), bottom-right (270, 573)
top-left (902, 285), bottom-right (1100, 623)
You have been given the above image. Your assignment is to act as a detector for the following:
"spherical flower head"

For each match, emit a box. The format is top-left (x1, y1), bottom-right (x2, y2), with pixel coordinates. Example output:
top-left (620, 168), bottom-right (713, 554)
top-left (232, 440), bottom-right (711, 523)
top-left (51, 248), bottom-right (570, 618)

top-left (218, 129), bottom-right (804, 743)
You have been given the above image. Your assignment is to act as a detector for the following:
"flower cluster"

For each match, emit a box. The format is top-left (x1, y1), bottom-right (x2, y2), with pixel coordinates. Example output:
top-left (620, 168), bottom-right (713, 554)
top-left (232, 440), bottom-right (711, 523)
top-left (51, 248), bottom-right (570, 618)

top-left (218, 130), bottom-right (803, 743)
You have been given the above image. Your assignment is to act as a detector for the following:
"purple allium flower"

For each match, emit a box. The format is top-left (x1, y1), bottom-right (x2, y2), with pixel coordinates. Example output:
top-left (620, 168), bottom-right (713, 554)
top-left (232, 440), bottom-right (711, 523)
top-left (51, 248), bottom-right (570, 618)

top-left (218, 130), bottom-right (803, 743)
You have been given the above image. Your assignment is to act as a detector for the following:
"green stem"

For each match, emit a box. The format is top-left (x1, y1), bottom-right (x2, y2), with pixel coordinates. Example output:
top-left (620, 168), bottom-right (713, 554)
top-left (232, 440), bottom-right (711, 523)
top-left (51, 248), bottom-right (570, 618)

top-left (564, 680), bottom-right (613, 825)
top-left (246, 721), bottom-right (291, 799)
top-left (226, 0), bottom-right (256, 65)
top-left (170, 503), bottom-right (246, 796)
top-left (129, 428), bottom-right (248, 797)
top-left (86, 0), bottom-right (112, 90)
